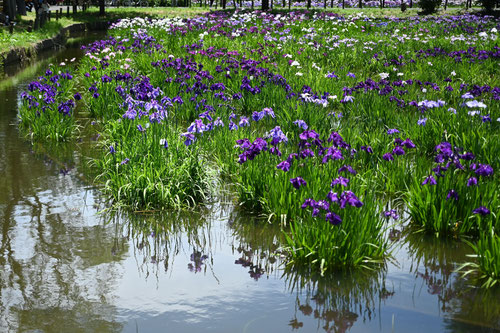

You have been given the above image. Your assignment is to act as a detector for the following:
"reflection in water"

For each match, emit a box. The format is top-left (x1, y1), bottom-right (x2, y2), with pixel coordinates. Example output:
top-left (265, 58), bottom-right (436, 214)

top-left (0, 183), bottom-right (125, 332)
top-left (106, 197), bottom-right (285, 285)
top-left (228, 208), bottom-right (283, 281)
top-left (406, 233), bottom-right (500, 330)
top-left (188, 251), bottom-right (209, 273)
top-left (0, 40), bottom-right (123, 331)
top-left (284, 267), bottom-right (392, 333)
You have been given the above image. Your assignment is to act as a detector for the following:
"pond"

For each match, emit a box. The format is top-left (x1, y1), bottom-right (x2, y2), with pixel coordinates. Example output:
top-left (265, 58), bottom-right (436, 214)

top-left (0, 31), bottom-right (499, 333)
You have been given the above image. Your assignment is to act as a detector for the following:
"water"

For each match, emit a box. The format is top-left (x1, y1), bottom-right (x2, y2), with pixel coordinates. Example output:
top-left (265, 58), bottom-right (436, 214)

top-left (0, 35), bottom-right (499, 333)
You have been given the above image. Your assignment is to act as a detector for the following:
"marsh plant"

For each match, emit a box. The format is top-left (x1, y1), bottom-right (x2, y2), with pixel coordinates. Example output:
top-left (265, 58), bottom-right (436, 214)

top-left (19, 66), bottom-right (79, 141)
top-left (18, 10), bottom-right (500, 278)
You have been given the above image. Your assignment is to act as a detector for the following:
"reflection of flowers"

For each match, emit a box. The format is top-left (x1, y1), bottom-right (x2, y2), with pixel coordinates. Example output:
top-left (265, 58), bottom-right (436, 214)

top-left (289, 318), bottom-right (304, 330)
top-left (188, 251), bottom-right (208, 273)
top-left (299, 304), bottom-right (313, 316)
top-left (235, 257), bottom-right (265, 281)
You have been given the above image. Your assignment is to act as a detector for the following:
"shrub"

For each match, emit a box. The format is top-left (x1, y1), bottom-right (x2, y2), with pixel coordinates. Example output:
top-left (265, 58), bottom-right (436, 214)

top-left (418, 0), bottom-right (441, 14)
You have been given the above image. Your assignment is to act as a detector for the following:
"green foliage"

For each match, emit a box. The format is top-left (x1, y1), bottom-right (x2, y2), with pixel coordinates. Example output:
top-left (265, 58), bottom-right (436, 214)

top-left (283, 192), bottom-right (388, 273)
top-left (459, 230), bottom-right (500, 289)
top-left (93, 118), bottom-right (214, 210)
top-left (406, 169), bottom-right (499, 236)
top-left (18, 66), bottom-right (77, 142)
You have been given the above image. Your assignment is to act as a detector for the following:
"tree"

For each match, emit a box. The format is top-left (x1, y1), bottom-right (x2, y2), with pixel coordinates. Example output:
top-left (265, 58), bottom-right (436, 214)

top-left (418, 0), bottom-right (441, 14)
top-left (262, 0), bottom-right (268, 10)
top-left (479, 0), bottom-right (496, 12)
top-left (100, 0), bottom-right (105, 15)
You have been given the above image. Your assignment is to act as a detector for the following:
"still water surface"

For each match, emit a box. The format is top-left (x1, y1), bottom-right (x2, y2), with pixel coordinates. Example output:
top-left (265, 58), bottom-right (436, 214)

top-left (0, 34), bottom-right (499, 332)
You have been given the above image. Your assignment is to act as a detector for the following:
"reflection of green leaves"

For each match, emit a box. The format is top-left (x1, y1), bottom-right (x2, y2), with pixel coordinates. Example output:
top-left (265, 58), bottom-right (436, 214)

top-left (283, 265), bottom-right (389, 331)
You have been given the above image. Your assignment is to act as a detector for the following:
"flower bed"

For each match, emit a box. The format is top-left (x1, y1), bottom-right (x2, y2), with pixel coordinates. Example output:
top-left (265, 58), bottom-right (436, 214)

top-left (19, 10), bottom-right (499, 280)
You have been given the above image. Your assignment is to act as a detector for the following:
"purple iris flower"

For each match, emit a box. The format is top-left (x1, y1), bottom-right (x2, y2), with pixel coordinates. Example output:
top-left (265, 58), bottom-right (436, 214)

top-left (301, 198), bottom-right (317, 209)
top-left (276, 160), bottom-right (291, 172)
top-left (383, 209), bottom-right (399, 220)
top-left (387, 128), bottom-right (400, 135)
top-left (120, 158), bottom-right (130, 165)
top-left (341, 95), bottom-right (354, 103)
top-left (268, 146), bottom-right (282, 156)
top-left (467, 177), bottom-right (478, 187)
top-left (459, 152), bottom-right (475, 160)
top-left (293, 119), bottom-right (308, 130)
top-left (402, 139), bottom-right (416, 149)
top-left (331, 176), bottom-right (349, 187)
top-left (322, 147), bottom-right (343, 163)
top-left (338, 165), bottom-right (357, 175)
top-left (299, 130), bottom-right (320, 141)
top-left (109, 145), bottom-right (115, 154)
top-left (446, 189), bottom-right (459, 201)
top-left (417, 118), bottom-right (428, 126)
top-left (326, 211), bottom-right (342, 225)
top-left (137, 124), bottom-right (145, 132)
top-left (299, 149), bottom-right (314, 159)
top-left (326, 191), bottom-right (339, 203)
top-left (290, 177), bottom-right (307, 189)
top-left (235, 138), bottom-right (251, 150)
top-left (172, 96), bottom-right (184, 105)
top-left (262, 107), bottom-right (275, 118)
top-left (339, 191), bottom-right (363, 209)
top-left (199, 111), bottom-right (213, 122)
top-left (181, 133), bottom-right (196, 146)
top-left (187, 119), bottom-right (206, 134)
top-left (361, 145), bottom-right (373, 153)
top-left (267, 126), bottom-right (288, 145)
top-left (328, 132), bottom-right (349, 149)
top-left (475, 164), bottom-right (493, 177)
top-left (252, 111), bottom-right (264, 122)
top-left (239, 116), bottom-right (250, 127)
top-left (433, 165), bottom-right (448, 177)
top-left (229, 121), bottom-right (238, 131)
top-left (237, 138), bottom-right (268, 164)
top-left (422, 175), bottom-right (437, 185)
top-left (316, 200), bottom-right (330, 211)
top-left (214, 117), bottom-right (224, 127)
top-left (383, 153), bottom-right (394, 161)
top-left (393, 146), bottom-right (405, 156)
top-left (473, 206), bottom-right (490, 216)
